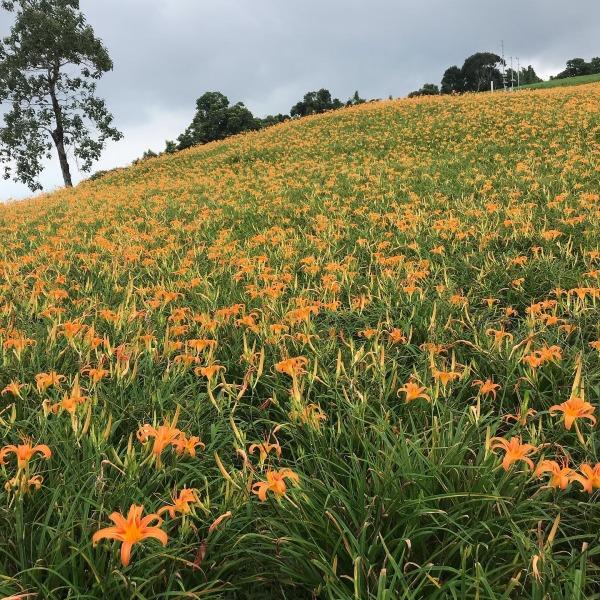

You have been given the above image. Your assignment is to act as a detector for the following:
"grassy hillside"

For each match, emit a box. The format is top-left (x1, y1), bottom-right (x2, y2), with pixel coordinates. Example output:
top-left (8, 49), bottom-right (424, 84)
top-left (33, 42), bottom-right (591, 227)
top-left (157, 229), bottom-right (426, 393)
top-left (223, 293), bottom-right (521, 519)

top-left (0, 83), bottom-right (599, 599)
top-left (520, 72), bottom-right (600, 89)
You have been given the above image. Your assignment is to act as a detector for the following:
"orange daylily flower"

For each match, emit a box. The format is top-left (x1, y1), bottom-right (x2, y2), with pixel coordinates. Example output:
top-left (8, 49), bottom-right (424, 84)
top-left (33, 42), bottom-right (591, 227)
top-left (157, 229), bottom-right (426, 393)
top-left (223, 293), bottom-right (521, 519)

top-left (535, 460), bottom-right (575, 489)
top-left (549, 396), bottom-right (596, 430)
top-left (81, 366), bottom-right (109, 384)
top-left (503, 408), bottom-right (537, 426)
top-left (252, 468), bottom-right (299, 501)
top-left (275, 356), bottom-right (309, 378)
top-left (397, 381), bottom-right (430, 403)
top-left (194, 364), bottom-right (225, 379)
top-left (35, 371), bottom-right (65, 393)
top-left (570, 463), bottom-right (600, 493)
top-left (137, 422), bottom-right (181, 459)
top-left (92, 504), bottom-right (167, 567)
top-left (432, 369), bottom-right (461, 386)
top-left (1, 380), bottom-right (25, 398)
top-left (158, 488), bottom-right (199, 518)
top-left (388, 328), bottom-right (407, 344)
top-left (0, 439), bottom-right (52, 470)
top-left (472, 378), bottom-right (500, 398)
top-left (248, 440), bottom-right (282, 464)
top-left (49, 379), bottom-right (88, 414)
top-left (171, 433), bottom-right (205, 457)
top-left (489, 436), bottom-right (537, 471)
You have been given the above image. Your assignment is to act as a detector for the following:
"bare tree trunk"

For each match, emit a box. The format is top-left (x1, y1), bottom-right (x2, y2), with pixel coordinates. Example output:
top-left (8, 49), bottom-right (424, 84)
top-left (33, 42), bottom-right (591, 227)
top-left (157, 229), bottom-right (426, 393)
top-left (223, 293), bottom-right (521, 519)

top-left (48, 70), bottom-right (73, 188)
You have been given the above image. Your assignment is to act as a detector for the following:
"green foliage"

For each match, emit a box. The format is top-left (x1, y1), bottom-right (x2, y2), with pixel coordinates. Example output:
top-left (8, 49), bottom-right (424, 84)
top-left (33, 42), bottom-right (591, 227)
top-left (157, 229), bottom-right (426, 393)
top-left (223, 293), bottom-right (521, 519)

top-left (175, 91), bottom-right (258, 151)
top-left (255, 113), bottom-right (289, 129)
top-left (441, 65), bottom-right (464, 94)
top-left (408, 83), bottom-right (440, 98)
top-left (290, 88), bottom-right (343, 117)
top-left (346, 90), bottom-right (366, 106)
top-left (0, 0), bottom-right (122, 190)
top-left (164, 139), bottom-right (178, 154)
top-left (461, 52), bottom-right (504, 92)
top-left (556, 58), bottom-right (592, 79)
top-left (132, 149), bottom-right (158, 165)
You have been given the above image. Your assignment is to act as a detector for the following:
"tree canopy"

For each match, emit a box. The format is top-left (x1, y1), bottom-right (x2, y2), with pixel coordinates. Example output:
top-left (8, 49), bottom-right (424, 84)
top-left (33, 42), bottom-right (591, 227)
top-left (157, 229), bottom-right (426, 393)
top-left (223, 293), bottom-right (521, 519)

top-left (408, 83), bottom-right (440, 98)
top-left (290, 89), bottom-right (343, 117)
top-left (173, 91), bottom-right (258, 151)
top-left (440, 53), bottom-right (504, 94)
top-left (0, 0), bottom-right (122, 190)
top-left (555, 56), bottom-right (600, 79)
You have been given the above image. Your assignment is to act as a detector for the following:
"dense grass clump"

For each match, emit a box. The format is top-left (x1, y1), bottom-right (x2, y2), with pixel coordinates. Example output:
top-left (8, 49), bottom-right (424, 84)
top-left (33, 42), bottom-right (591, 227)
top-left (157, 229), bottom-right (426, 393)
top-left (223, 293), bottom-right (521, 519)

top-left (0, 83), bottom-right (600, 599)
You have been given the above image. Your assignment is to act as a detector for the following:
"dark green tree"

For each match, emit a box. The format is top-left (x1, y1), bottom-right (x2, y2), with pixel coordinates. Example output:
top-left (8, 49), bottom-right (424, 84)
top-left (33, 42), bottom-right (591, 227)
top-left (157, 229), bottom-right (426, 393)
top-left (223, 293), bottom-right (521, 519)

top-left (256, 113), bottom-right (288, 128)
top-left (440, 66), bottom-right (464, 94)
top-left (290, 89), bottom-right (343, 117)
top-left (591, 57), bottom-right (600, 74)
top-left (522, 65), bottom-right (542, 84)
top-left (461, 52), bottom-right (503, 92)
top-left (164, 139), bottom-right (178, 154)
top-left (0, 0), bottom-right (122, 190)
top-left (176, 91), bottom-right (257, 150)
top-left (556, 58), bottom-right (591, 79)
top-left (408, 83), bottom-right (440, 97)
top-left (346, 90), bottom-right (365, 106)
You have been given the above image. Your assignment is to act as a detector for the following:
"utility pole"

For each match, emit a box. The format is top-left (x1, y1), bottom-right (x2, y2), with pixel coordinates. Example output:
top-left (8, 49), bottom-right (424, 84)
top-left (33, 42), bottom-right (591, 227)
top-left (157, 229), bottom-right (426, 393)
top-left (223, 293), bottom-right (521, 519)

top-left (510, 56), bottom-right (515, 91)
top-left (516, 57), bottom-right (520, 88)
top-left (501, 40), bottom-right (507, 90)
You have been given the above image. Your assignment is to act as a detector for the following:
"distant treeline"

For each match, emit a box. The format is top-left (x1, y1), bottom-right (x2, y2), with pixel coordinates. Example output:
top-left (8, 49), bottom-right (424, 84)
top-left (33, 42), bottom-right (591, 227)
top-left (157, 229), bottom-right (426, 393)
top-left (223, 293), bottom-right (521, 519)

top-left (409, 52), bottom-right (599, 97)
top-left (129, 89), bottom-right (368, 165)
top-left (123, 52), bottom-right (599, 170)
top-left (552, 57), bottom-right (600, 80)
top-left (409, 51), bottom-right (542, 97)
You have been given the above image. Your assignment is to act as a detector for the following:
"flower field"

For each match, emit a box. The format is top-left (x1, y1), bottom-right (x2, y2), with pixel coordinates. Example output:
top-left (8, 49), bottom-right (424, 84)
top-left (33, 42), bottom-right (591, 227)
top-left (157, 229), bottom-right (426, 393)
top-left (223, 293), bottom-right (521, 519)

top-left (1, 83), bottom-right (600, 599)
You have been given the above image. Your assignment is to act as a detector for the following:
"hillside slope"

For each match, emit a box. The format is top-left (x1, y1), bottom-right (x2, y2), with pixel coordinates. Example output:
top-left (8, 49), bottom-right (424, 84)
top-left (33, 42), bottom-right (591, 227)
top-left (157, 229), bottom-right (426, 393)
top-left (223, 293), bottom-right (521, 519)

top-left (520, 72), bottom-right (600, 89)
top-left (0, 83), bottom-right (599, 599)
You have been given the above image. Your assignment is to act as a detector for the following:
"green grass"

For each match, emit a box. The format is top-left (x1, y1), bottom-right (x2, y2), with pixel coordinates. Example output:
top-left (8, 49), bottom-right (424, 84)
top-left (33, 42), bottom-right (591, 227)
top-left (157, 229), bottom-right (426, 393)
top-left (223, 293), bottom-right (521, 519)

top-left (520, 73), bottom-right (600, 90)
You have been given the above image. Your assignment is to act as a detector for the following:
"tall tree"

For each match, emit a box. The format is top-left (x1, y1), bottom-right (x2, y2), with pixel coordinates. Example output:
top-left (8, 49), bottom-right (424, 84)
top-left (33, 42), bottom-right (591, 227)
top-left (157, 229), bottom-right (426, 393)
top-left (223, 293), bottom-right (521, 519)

top-left (441, 66), bottom-right (464, 94)
top-left (175, 91), bottom-right (257, 151)
top-left (461, 52), bottom-right (503, 92)
top-left (0, 0), bottom-right (122, 190)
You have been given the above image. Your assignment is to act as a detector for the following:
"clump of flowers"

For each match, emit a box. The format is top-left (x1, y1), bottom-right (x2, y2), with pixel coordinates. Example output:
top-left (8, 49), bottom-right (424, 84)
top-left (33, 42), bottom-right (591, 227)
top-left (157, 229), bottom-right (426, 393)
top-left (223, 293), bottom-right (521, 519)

top-left (0, 438), bottom-right (51, 494)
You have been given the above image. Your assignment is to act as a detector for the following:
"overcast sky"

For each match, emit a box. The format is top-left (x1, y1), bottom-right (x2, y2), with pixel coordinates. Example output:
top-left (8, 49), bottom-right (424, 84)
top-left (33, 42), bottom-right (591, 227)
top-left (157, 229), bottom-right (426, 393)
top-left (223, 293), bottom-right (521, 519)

top-left (1, 0), bottom-right (599, 200)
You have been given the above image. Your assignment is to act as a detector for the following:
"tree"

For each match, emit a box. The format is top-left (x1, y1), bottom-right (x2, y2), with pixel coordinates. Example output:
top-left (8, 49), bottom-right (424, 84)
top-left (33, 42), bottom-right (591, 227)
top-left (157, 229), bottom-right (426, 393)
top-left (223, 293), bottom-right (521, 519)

top-left (0, 0), bottom-right (122, 190)
top-left (556, 58), bottom-right (591, 79)
top-left (290, 89), bottom-right (343, 117)
top-left (461, 52), bottom-right (503, 92)
top-left (132, 148), bottom-right (157, 165)
top-left (256, 113), bottom-right (288, 128)
top-left (176, 91), bottom-right (257, 151)
top-left (346, 90), bottom-right (365, 106)
top-left (590, 57), bottom-right (600, 74)
top-left (522, 65), bottom-right (542, 84)
top-left (408, 83), bottom-right (439, 98)
top-left (441, 66), bottom-right (464, 94)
